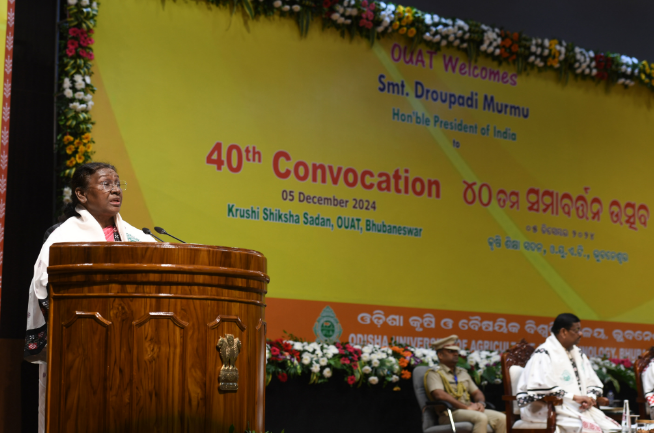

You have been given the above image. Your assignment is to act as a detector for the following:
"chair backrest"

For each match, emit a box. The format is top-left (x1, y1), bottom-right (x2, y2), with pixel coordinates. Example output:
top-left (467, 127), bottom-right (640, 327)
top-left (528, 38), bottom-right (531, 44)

top-left (635, 347), bottom-right (654, 419)
top-left (501, 339), bottom-right (535, 415)
top-left (413, 365), bottom-right (440, 432)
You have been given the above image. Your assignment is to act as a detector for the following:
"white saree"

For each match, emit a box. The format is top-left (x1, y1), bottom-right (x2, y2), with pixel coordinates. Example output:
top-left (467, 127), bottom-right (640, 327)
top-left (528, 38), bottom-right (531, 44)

top-left (517, 335), bottom-right (620, 433)
top-left (643, 359), bottom-right (654, 416)
top-left (24, 205), bottom-right (155, 433)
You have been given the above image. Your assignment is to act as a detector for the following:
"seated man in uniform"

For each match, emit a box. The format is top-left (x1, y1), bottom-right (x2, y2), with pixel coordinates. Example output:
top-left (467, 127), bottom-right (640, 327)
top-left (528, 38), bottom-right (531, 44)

top-left (425, 334), bottom-right (506, 433)
top-left (517, 313), bottom-right (621, 433)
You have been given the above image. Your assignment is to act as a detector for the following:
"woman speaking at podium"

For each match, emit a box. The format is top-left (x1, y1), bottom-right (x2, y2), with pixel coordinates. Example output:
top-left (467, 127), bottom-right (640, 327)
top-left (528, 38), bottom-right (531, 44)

top-left (24, 162), bottom-right (155, 433)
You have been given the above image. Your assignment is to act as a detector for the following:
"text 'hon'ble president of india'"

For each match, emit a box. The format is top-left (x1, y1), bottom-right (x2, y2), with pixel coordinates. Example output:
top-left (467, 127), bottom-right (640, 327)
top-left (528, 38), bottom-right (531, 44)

top-left (23, 163), bottom-right (156, 433)
top-left (517, 313), bottom-right (621, 433)
top-left (425, 335), bottom-right (507, 433)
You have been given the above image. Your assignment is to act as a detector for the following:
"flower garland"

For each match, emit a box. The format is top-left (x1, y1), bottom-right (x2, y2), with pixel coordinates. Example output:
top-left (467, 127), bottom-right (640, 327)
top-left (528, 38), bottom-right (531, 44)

top-left (56, 0), bottom-right (98, 205)
top-left (266, 339), bottom-right (637, 392)
top-left (204, 0), bottom-right (650, 90)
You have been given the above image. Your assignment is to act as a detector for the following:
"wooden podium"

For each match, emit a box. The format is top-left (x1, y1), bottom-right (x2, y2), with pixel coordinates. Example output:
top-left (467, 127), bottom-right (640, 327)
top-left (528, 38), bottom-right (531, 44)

top-left (45, 242), bottom-right (268, 433)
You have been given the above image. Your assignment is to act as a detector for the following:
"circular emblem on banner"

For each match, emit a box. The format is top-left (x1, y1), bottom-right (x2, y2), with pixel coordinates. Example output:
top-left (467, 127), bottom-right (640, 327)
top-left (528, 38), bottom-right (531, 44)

top-left (561, 370), bottom-right (571, 381)
top-left (313, 306), bottom-right (343, 344)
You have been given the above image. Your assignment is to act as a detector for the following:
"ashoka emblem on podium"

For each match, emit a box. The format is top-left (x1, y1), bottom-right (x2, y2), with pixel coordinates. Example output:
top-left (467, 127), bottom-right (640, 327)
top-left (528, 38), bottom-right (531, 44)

top-left (217, 334), bottom-right (242, 391)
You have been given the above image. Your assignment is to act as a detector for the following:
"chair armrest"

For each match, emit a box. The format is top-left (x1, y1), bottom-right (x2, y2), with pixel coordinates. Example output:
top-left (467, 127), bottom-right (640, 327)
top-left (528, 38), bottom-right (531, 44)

top-left (596, 397), bottom-right (609, 406)
top-left (542, 396), bottom-right (563, 405)
top-left (502, 395), bottom-right (517, 401)
top-left (424, 399), bottom-right (455, 410)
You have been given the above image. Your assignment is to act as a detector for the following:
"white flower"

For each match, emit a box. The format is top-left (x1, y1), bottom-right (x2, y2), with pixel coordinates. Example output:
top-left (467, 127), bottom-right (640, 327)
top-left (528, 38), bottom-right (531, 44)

top-left (311, 364), bottom-right (320, 373)
top-left (63, 196), bottom-right (73, 204)
top-left (337, 17), bottom-right (345, 24)
top-left (63, 78), bottom-right (72, 89)
top-left (301, 356), bottom-right (311, 365)
top-left (64, 89), bottom-right (73, 98)
top-left (69, 102), bottom-right (81, 111)
top-left (494, 48), bottom-right (500, 55)
top-left (83, 94), bottom-right (93, 102)
top-left (67, 0), bottom-right (77, 4)
top-left (92, 1), bottom-right (98, 8)
top-left (391, 375), bottom-right (399, 382)
top-left (63, 186), bottom-right (72, 196)
top-left (344, 19), bottom-right (351, 24)
top-left (319, 357), bottom-right (328, 366)
top-left (73, 74), bottom-right (83, 82)
top-left (323, 368), bottom-right (332, 378)
top-left (75, 91), bottom-right (84, 99)
top-left (368, 376), bottom-right (379, 385)
top-left (291, 5), bottom-right (300, 12)
top-left (293, 342), bottom-right (303, 351)
top-left (273, 0), bottom-right (282, 7)
top-left (281, 5), bottom-right (290, 11)
top-left (372, 359), bottom-right (380, 367)
top-left (86, 101), bottom-right (94, 111)
top-left (80, 0), bottom-right (89, 5)
top-left (84, 76), bottom-right (91, 84)
top-left (78, 104), bottom-right (87, 111)
top-left (74, 81), bottom-right (85, 90)
top-left (361, 353), bottom-right (370, 362)
top-left (362, 366), bottom-right (372, 374)
top-left (362, 346), bottom-right (372, 353)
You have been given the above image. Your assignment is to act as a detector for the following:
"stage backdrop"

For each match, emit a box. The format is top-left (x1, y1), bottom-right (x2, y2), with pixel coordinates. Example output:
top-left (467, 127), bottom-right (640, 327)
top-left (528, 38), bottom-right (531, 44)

top-left (91, 0), bottom-right (654, 358)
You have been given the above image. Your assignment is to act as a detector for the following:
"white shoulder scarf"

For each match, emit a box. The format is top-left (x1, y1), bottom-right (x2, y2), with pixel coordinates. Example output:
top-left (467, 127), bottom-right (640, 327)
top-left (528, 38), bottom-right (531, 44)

top-left (25, 206), bottom-right (155, 362)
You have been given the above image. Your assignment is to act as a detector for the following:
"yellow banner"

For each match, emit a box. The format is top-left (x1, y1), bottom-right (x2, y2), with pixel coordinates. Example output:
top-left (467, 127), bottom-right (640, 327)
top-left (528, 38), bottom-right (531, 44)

top-left (91, 0), bottom-right (654, 336)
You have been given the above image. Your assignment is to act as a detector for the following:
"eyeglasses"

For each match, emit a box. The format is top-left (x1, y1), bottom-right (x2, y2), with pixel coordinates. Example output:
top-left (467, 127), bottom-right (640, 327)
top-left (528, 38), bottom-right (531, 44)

top-left (98, 181), bottom-right (127, 192)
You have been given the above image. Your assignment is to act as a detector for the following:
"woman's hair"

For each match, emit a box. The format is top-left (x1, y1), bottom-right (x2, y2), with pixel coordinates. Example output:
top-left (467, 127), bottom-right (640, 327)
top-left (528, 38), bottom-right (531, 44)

top-left (59, 162), bottom-right (117, 222)
top-left (551, 313), bottom-right (580, 335)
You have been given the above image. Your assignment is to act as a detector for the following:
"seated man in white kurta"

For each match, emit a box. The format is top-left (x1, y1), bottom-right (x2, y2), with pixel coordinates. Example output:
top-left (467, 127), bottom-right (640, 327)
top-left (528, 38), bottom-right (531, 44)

top-left (516, 313), bottom-right (620, 433)
top-left (643, 356), bottom-right (654, 417)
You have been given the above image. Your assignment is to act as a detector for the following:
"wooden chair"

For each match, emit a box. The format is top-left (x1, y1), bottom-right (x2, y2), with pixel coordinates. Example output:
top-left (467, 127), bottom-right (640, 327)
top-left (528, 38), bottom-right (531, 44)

top-left (501, 339), bottom-right (562, 433)
top-left (635, 346), bottom-right (654, 420)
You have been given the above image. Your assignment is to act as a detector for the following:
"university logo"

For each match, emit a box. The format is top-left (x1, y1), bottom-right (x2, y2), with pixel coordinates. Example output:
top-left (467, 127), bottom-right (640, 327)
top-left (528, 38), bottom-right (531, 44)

top-left (313, 306), bottom-right (343, 344)
top-left (561, 370), bottom-right (571, 382)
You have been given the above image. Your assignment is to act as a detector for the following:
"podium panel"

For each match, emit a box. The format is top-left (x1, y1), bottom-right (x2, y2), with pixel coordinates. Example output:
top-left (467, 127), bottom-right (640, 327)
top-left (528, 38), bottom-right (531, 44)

top-left (46, 243), bottom-right (268, 433)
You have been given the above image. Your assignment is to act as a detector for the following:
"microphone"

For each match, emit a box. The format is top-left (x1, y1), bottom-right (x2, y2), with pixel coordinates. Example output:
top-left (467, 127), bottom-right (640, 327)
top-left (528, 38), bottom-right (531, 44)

top-left (142, 228), bottom-right (164, 242)
top-left (154, 226), bottom-right (187, 243)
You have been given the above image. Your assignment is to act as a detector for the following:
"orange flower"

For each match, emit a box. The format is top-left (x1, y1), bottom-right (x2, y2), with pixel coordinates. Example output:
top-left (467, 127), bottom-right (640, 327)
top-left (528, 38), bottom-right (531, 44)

top-left (402, 351), bottom-right (412, 357)
top-left (81, 133), bottom-right (92, 142)
top-left (500, 48), bottom-right (509, 58)
top-left (63, 135), bottom-right (74, 144)
top-left (66, 145), bottom-right (75, 154)
top-left (85, 143), bottom-right (92, 151)
top-left (401, 370), bottom-right (412, 379)
top-left (391, 346), bottom-right (404, 354)
top-left (78, 144), bottom-right (86, 153)
top-left (399, 358), bottom-right (409, 368)
top-left (76, 153), bottom-right (85, 163)
top-left (74, 139), bottom-right (83, 147)
top-left (512, 32), bottom-right (519, 41)
top-left (511, 44), bottom-right (519, 53)
top-left (66, 157), bottom-right (76, 167)
top-left (398, 27), bottom-right (407, 35)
